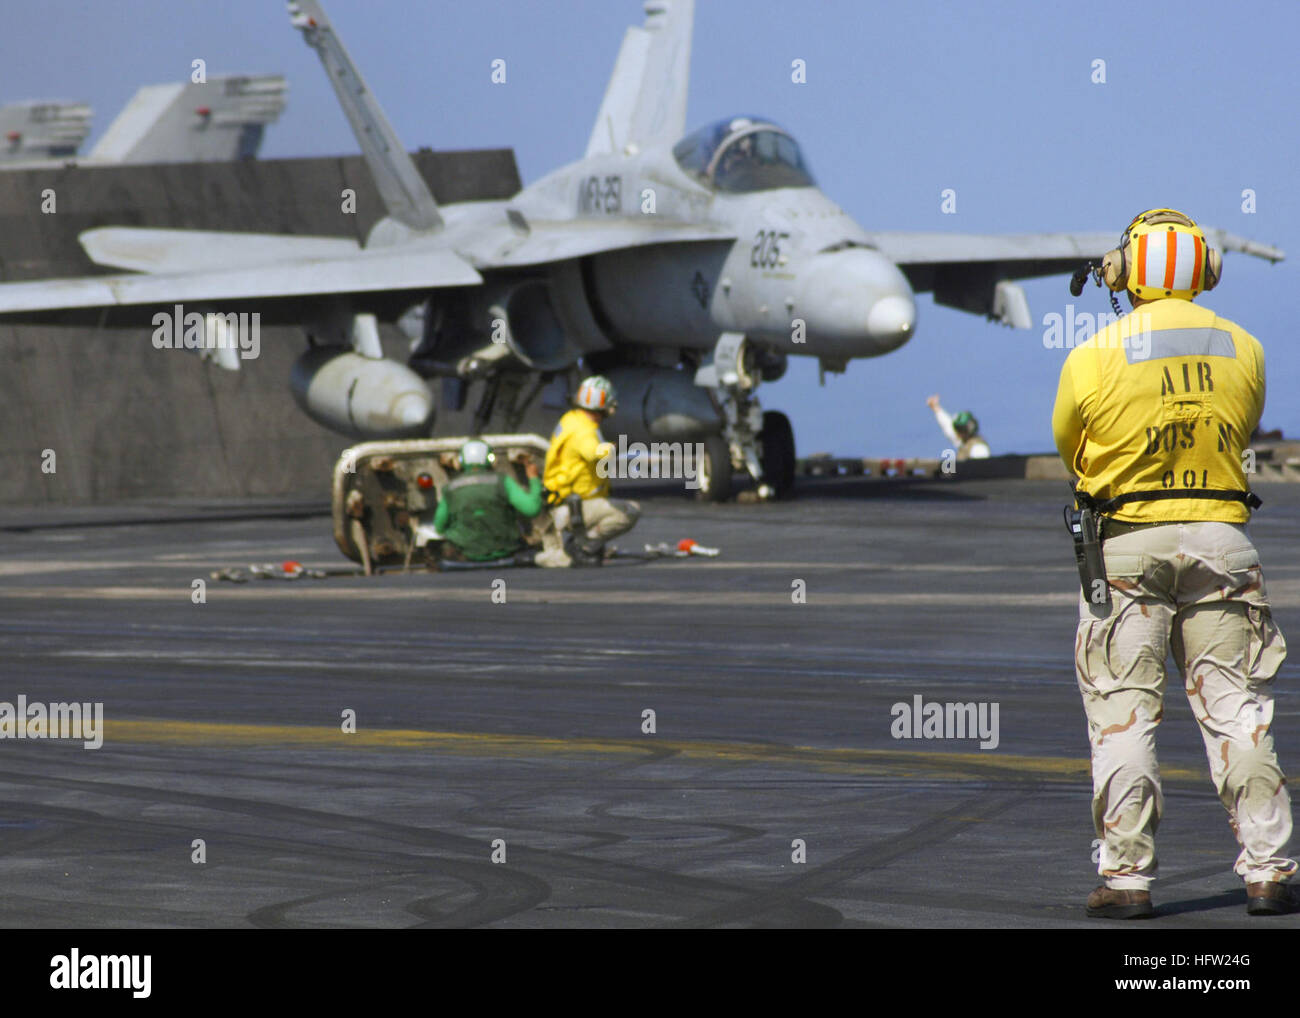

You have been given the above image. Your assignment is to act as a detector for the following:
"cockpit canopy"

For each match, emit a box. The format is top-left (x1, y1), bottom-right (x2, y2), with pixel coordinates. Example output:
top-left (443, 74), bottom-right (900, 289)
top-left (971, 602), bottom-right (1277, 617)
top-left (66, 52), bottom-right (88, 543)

top-left (672, 116), bottom-right (815, 193)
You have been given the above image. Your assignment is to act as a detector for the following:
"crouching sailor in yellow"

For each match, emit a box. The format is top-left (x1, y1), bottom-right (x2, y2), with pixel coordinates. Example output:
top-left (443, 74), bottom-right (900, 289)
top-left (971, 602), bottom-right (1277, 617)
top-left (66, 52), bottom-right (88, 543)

top-left (537, 375), bottom-right (640, 567)
top-left (1053, 208), bottom-right (1295, 919)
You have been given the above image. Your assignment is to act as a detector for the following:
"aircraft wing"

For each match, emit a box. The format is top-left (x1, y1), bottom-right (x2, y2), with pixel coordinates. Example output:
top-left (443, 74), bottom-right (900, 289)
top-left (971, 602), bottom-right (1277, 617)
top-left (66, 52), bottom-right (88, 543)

top-left (0, 218), bottom-right (730, 327)
top-left (80, 227), bottom-right (363, 273)
top-left (865, 228), bottom-right (1285, 326)
top-left (0, 236), bottom-right (482, 327)
top-left (461, 217), bottom-right (735, 269)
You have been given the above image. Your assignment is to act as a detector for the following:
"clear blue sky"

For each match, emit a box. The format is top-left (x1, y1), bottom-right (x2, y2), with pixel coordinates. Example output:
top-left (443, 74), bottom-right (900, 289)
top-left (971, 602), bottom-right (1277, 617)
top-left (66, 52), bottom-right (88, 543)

top-left (9, 0), bottom-right (1297, 456)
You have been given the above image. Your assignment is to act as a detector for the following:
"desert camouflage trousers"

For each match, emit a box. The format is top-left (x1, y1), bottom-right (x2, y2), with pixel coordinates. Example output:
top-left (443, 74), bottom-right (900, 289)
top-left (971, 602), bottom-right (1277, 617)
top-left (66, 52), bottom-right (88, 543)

top-left (1075, 520), bottom-right (1295, 890)
top-left (534, 497), bottom-right (641, 568)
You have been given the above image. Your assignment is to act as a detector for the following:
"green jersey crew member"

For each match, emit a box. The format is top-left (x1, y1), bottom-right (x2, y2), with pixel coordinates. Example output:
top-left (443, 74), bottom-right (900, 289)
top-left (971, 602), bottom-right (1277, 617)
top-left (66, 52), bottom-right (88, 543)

top-left (1052, 208), bottom-right (1294, 918)
top-left (434, 439), bottom-right (543, 562)
top-left (926, 394), bottom-right (990, 460)
top-left (538, 375), bottom-right (641, 567)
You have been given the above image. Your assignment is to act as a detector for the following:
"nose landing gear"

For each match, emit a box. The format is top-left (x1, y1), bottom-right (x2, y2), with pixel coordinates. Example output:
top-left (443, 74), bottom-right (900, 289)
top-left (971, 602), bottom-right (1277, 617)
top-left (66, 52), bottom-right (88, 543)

top-left (694, 332), bottom-right (796, 502)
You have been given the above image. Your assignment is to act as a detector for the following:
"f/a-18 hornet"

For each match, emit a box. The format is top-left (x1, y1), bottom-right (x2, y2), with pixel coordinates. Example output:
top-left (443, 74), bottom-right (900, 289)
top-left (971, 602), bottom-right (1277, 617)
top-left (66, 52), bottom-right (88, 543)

top-left (0, 0), bottom-right (1282, 498)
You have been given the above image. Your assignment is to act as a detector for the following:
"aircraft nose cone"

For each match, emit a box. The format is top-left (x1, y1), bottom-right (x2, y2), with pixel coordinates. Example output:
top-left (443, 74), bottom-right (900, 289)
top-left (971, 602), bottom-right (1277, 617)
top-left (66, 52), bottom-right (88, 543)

top-left (794, 247), bottom-right (916, 355)
top-left (867, 294), bottom-right (915, 346)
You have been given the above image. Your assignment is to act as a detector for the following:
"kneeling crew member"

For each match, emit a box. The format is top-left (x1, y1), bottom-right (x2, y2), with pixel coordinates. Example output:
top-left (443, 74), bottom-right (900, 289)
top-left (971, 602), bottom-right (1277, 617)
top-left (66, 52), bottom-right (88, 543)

top-left (434, 439), bottom-right (543, 562)
top-left (1053, 208), bottom-right (1294, 918)
top-left (542, 375), bottom-right (640, 565)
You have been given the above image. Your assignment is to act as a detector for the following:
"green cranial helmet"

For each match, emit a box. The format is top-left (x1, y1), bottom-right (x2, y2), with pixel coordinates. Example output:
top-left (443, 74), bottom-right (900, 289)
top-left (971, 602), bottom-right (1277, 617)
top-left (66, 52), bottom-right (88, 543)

top-left (459, 439), bottom-right (494, 469)
top-left (952, 411), bottom-right (978, 436)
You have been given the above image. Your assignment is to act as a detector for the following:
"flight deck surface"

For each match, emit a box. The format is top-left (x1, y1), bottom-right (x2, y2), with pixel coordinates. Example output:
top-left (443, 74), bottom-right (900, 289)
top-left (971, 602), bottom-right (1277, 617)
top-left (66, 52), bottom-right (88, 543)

top-left (2, 477), bottom-right (1297, 929)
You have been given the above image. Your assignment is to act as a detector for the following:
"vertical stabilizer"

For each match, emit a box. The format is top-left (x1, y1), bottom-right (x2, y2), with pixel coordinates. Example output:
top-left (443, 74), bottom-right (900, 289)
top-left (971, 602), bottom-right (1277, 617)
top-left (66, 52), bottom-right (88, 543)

top-left (0, 100), bottom-right (92, 163)
top-left (88, 74), bottom-right (287, 163)
top-left (288, 0), bottom-right (442, 232)
top-left (586, 0), bottom-right (694, 157)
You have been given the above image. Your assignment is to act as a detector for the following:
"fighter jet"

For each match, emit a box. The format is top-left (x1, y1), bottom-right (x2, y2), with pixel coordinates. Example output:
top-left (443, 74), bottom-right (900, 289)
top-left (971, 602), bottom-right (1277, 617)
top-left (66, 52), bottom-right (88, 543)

top-left (0, 0), bottom-right (1283, 500)
top-left (0, 74), bottom-right (287, 167)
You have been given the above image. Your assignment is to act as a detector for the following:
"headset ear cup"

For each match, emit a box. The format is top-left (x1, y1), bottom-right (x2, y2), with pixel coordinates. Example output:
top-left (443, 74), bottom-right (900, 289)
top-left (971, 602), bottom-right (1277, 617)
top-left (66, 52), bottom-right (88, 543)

top-left (1202, 247), bottom-right (1221, 291)
top-left (1101, 249), bottom-right (1126, 291)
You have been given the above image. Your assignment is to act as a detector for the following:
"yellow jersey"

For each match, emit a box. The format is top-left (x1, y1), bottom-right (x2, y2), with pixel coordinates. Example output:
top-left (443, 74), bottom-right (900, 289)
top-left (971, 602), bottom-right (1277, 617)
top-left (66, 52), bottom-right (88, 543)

top-left (543, 409), bottom-right (614, 501)
top-left (1052, 298), bottom-right (1265, 523)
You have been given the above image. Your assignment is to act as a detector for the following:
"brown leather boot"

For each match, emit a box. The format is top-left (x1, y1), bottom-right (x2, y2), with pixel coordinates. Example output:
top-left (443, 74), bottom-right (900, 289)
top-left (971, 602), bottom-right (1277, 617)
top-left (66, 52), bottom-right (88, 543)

top-left (1086, 885), bottom-right (1154, 919)
top-left (1246, 881), bottom-right (1300, 916)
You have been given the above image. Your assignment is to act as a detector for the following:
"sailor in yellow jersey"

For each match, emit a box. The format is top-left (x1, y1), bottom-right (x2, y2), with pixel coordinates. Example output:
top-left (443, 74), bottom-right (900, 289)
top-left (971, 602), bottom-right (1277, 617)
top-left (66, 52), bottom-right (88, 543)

top-left (536, 375), bottom-right (640, 567)
top-left (1053, 209), bottom-right (1295, 918)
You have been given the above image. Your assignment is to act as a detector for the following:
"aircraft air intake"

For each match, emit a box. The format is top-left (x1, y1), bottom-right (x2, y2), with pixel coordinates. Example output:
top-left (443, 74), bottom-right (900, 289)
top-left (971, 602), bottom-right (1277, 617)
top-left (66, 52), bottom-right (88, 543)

top-left (495, 281), bottom-right (581, 371)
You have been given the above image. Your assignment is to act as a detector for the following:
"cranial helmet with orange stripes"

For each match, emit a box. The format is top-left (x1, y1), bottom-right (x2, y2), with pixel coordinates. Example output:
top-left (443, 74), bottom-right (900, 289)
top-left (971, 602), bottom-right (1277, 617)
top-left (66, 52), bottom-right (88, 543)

top-left (1101, 208), bottom-right (1221, 301)
top-left (575, 375), bottom-right (617, 413)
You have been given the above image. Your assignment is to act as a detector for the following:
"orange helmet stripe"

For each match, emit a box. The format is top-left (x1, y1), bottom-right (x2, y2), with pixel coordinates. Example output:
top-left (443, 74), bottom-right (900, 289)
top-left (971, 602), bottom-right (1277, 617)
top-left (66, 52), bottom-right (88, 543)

top-left (1136, 232), bottom-right (1147, 287)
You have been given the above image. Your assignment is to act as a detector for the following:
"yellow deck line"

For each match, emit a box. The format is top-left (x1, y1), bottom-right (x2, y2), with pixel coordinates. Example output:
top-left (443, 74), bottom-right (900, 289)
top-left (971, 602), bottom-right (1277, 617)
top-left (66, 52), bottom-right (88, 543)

top-left (96, 718), bottom-right (1207, 784)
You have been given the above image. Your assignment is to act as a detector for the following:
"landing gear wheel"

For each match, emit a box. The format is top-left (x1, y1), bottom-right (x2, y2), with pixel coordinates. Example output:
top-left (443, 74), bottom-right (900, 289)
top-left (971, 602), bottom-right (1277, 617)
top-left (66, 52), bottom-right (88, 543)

top-left (696, 433), bottom-right (733, 503)
top-left (759, 410), bottom-right (796, 498)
